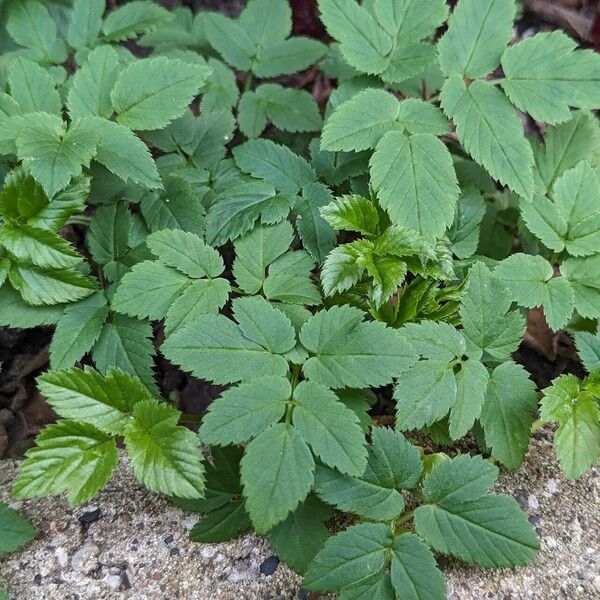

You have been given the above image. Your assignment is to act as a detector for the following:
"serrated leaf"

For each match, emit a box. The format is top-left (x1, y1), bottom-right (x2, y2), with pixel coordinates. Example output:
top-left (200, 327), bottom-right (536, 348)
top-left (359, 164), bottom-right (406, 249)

top-left (9, 264), bottom-right (96, 306)
top-left (112, 260), bottom-right (190, 320)
top-left (189, 501), bottom-right (251, 544)
top-left (101, 1), bottom-right (171, 42)
top-left (7, 0), bottom-right (67, 63)
top-left (293, 380), bottom-right (367, 475)
top-left (124, 400), bottom-right (205, 498)
top-left (320, 195), bottom-right (379, 236)
top-left (300, 305), bottom-right (414, 388)
top-left (8, 57), bottom-right (61, 116)
top-left (501, 31), bottom-right (600, 125)
top-left (50, 293), bottom-right (108, 369)
top-left (321, 89), bottom-right (399, 152)
top-left (199, 377), bottom-right (290, 446)
top-left (448, 187), bottom-right (486, 259)
top-left (67, 0), bottom-right (104, 50)
top-left (269, 497), bottom-right (331, 574)
top-left (68, 46), bottom-right (121, 120)
top-left (201, 59), bottom-right (239, 113)
top-left (437, 0), bottom-right (515, 78)
top-left (13, 420), bottom-right (118, 506)
top-left (233, 139), bottom-right (316, 194)
top-left (373, 0), bottom-right (448, 41)
top-left (389, 533), bottom-right (446, 600)
top-left (441, 77), bottom-right (534, 200)
top-left (204, 12), bottom-right (255, 71)
top-left (303, 522), bottom-right (391, 591)
top-left (481, 361), bottom-right (537, 469)
top-left (574, 330), bottom-right (600, 372)
top-left (380, 41), bottom-right (437, 84)
top-left (92, 314), bottom-right (158, 395)
top-left (0, 502), bottom-right (36, 554)
top-left (239, 0), bottom-right (292, 47)
top-left (562, 255), bottom-right (600, 319)
top-left (111, 57), bottom-right (211, 130)
top-left (37, 367), bottom-right (151, 434)
top-left (531, 111), bottom-right (600, 195)
top-left (396, 98), bottom-right (451, 135)
top-left (540, 375), bottom-right (600, 479)
top-left (296, 182), bottom-right (337, 264)
top-left (241, 423), bottom-right (315, 533)
top-left (254, 37), bottom-right (327, 77)
top-left (87, 202), bottom-right (130, 268)
top-left (15, 114), bottom-right (99, 198)
top-left (162, 313), bottom-right (290, 385)
top-left (233, 221), bottom-right (293, 294)
top-left (521, 162), bottom-right (600, 257)
top-left (0, 285), bottom-right (64, 327)
top-left (318, 0), bottom-right (392, 74)
top-left (495, 254), bottom-right (574, 330)
top-left (460, 261), bottom-right (526, 360)
top-left (147, 229), bottom-right (223, 278)
top-left (370, 131), bottom-right (459, 238)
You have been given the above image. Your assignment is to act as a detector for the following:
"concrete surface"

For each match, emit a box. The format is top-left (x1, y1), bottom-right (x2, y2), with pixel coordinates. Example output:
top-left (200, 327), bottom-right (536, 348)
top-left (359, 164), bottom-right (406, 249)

top-left (0, 430), bottom-right (598, 600)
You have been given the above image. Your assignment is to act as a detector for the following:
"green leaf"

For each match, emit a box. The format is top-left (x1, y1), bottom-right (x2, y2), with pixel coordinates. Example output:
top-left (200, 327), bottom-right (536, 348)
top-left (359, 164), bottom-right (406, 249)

top-left (9, 264), bottom-right (96, 306)
top-left (15, 114), bottom-right (99, 198)
top-left (448, 359), bottom-right (489, 440)
top-left (269, 497), bottom-right (331, 574)
top-left (293, 380), bottom-right (367, 475)
top-left (395, 98), bottom-right (451, 135)
top-left (495, 254), bottom-right (574, 331)
top-left (501, 31), bottom-right (600, 125)
top-left (164, 278), bottom-right (231, 336)
top-left (111, 57), bottom-right (211, 130)
top-left (315, 464), bottom-right (405, 522)
top-left (441, 77), bottom-right (534, 200)
top-left (238, 0), bottom-right (292, 47)
top-left (448, 187), bottom-right (486, 259)
top-left (300, 305), bottom-right (415, 388)
top-left (414, 455), bottom-right (539, 567)
top-left (112, 260), bottom-right (190, 320)
top-left (37, 367), bottom-right (151, 435)
top-left (68, 46), bottom-right (121, 120)
top-left (254, 37), bottom-right (327, 77)
top-left (87, 202), bottom-right (130, 268)
top-left (437, 0), bottom-right (515, 78)
top-left (205, 180), bottom-right (290, 246)
top-left (0, 285), bottom-right (64, 328)
top-left (540, 375), bottom-right (600, 479)
top-left (321, 89), bottom-right (399, 152)
top-left (201, 59), bottom-right (240, 113)
top-left (124, 400), bottom-right (205, 498)
top-left (190, 110), bottom-right (236, 170)
top-left (233, 139), bottom-right (316, 194)
top-left (50, 292), bottom-right (109, 369)
top-left (531, 111), bottom-right (600, 195)
top-left (7, 0), bottom-right (67, 63)
top-left (380, 41), bottom-right (437, 84)
top-left (237, 90), bottom-right (268, 138)
top-left (370, 131), bottom-right (459, 238)
top-left (67, 0), bottom-right (104, 50)
top-left (140, 174), bottom-right (205, 236)
top-left (481, 361), bottom-right (537, 469)
top-left (161, 313), bottom-right (290, 385)
top-left (0, 224), bottom-right (82, 269)
top-left (521, 162), bottom-right (600, 257)
top-left (92, 314), bottom-right (158, 396)
top-left (233, 221), bottom-right (294, 294)
top-left (373, 0), bottom-right (448, 41)
top-left (204, 12), bottom-right (255, 71)
top-left (13, 420), bottom-right (118, 506)
top-left (296, 182), bottom-right (337, 264)
top-left (199, 377), bottom-right (290, 445)
top-left (320, 194), bottom-right (379, 236)
top-left (189, 502), bottom-right (250, 543)
top-left (101, 1), bottom-right (171, 42)
top-left (303, 522), bottom-right (391, 591)
top-left (390, 533), bottom-right (446, 600)
top-left (574, 330), bottom-right (600, 372)
top-left (318, 0), bottom-right (392, 74)
top-left (8, 58), bottom-right (61, 115)
top-left (460, 261), bottom-right (526, 360)
top-left (147, 229), bottom-right (223, 278)
top-left (562, 255), bottom-right (600, 319)
top-left (240, 423), bottom-right (315, 533)
top-left (0, 502), bottom-right (36, 554)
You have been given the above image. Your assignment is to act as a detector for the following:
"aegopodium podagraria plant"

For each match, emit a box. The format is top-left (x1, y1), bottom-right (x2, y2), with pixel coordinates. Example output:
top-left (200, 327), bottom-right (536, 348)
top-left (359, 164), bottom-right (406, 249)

top-left (0, 0), bottom-right (599, 597)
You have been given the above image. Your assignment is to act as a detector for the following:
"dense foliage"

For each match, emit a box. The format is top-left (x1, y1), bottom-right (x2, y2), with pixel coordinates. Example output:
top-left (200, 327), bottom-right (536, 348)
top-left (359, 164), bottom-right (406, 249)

top-left (1, 0), bottom-right (599, 597)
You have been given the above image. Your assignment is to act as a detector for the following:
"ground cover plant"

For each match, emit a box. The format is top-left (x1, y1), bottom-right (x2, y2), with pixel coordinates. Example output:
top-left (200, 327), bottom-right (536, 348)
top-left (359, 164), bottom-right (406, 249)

top-left (0, 0), bottom-right (599, 597)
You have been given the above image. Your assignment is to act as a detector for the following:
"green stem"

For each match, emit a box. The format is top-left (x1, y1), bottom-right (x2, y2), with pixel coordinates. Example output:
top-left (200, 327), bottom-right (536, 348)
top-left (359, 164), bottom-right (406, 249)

top-left (530, 418), bottom-right (543, 434)
top-left (395, 510), bottom-right (415, 527)
top-left (243, 71), bottom-right (254, 93)
top-left (67, 215), bottom-right (92, 227)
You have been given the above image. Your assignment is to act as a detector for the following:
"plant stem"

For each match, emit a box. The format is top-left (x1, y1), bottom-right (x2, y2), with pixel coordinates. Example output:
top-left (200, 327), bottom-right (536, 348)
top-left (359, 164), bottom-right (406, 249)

top-left (530, 418), bottom-right (543, 434)
top-left (395, 510), bottom-right (415, 526)
top-left (180, 413), bottom-right (203, 424)
top-left (67, 215), bottom-right (92, 227)
top-left (243, 72), bottom-right (254, 93)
